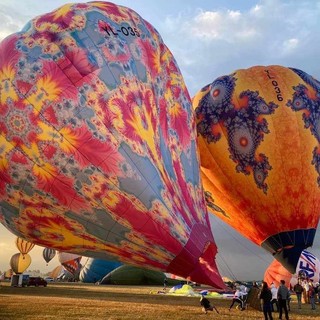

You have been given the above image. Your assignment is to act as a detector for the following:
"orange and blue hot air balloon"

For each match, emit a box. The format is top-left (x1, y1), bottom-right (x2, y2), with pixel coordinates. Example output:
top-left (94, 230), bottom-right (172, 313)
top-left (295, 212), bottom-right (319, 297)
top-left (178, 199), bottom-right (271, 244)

top-left (193, 65), bottom-right (320, 273)
top-left (0, 2), bottom-right (224, 288)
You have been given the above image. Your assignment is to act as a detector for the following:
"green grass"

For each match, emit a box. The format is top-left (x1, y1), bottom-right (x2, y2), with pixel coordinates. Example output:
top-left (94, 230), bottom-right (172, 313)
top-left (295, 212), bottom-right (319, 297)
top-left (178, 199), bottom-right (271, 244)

top-left (0, 282), bottom-right (319, 320)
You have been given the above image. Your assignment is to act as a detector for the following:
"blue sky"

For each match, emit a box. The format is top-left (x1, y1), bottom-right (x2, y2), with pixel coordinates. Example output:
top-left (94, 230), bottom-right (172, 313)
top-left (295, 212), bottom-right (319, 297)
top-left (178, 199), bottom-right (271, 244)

top-left (1, 0), bottom-right (320, 280)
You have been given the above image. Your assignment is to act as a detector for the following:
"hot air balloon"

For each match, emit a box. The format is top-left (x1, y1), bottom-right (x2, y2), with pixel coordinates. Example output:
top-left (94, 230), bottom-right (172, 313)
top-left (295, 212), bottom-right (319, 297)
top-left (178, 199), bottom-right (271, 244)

top-left (79, 257), bottom-right (121, 283)
top-left (0, 2), bottom-right (224, 287)
top-left (10, 253), bottom-right (31, 274)
top-left (57, 252), bottom-right (82, 276)
top-left (43, 247), bottom-right (56, 265)
top-left (193, 65), bottom-right (320, 273)
top-left (100, 264), bottom-right (169, 285)
top-left (15, 237), bottom-right (35, 258)
top-left (264, 250), bottom-right (320, 288)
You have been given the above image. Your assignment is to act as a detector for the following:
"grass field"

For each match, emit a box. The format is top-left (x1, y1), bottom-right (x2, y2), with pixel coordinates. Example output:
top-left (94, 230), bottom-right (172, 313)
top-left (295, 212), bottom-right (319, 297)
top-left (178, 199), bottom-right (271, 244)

top-left (1, 282), bottom-right (320, 320)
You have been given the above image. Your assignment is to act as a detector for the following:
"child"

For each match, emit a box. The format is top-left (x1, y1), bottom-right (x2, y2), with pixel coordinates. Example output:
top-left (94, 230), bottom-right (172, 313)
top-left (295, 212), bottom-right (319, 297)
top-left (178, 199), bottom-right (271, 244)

top-left (200, 295), bottom-right (219, 314)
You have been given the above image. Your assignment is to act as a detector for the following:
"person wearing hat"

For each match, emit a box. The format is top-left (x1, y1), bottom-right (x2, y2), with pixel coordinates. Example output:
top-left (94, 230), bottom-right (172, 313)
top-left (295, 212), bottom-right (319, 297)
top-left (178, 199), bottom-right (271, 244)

top-left (200, 294), bottom-right (219, 314)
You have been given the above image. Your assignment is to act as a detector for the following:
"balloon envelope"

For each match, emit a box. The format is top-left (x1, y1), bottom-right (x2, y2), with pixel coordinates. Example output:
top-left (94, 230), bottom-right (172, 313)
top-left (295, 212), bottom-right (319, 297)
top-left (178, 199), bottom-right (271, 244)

top-left (100, 265), bottom-right (167, 285)
top-left (0, 2), bottom-right (223, 287)
top-left (79, 257), bottom-right (121, 283)
top-left (58, 252), bottom-right (82, 275)
top-left (15, 237), bottom-right (35, 255)
top-left (193, 65), bottom-right (320, 273)
top-left (264, 250), bottom-right (320, 287)
top-left (43, 247), bottom-right (56, 264)
top-left (10, 253), bottom-right (31, 274)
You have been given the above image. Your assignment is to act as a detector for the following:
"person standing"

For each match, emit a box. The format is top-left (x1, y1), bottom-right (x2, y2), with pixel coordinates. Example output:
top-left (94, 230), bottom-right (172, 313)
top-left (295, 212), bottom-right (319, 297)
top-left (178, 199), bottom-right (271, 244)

top-left (293, 281), bottom-right (303, 309)
top-left (309, 280), bottom-right (316, 310)
top-left (259, 282), bottom-right (273, 320)
top-left (277, 280), bottom-right (290, 320)
top-left (270, 283), bottom-right (278, 312)
top-left (302, 278), bottom-right (310, 304)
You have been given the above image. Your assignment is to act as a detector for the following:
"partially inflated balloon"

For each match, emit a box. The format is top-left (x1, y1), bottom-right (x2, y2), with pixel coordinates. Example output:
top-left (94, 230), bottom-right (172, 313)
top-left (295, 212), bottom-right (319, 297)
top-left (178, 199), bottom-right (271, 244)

top-left (0, 2), bottom-right (224, 287)
top-left (264, 250), bottom-right (320, 287)
top-left (193, 65), bottom-right (320, 273)
top-left (58, 252), bottom-right (82, 275)
top-left (10, 253), bottom-right (31, 274)
top-left (43, 247), bottom-right (56, 264)
top-left (15, 237), bottom-right (35, 256)
top-left (79, 257), bottom-right (121, 283)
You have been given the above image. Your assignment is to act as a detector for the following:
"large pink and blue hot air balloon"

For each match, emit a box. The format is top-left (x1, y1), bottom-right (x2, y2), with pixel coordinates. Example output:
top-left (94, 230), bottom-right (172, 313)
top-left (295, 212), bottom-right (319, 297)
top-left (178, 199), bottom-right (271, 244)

top-left (0, 2), bottom-right (224, 288)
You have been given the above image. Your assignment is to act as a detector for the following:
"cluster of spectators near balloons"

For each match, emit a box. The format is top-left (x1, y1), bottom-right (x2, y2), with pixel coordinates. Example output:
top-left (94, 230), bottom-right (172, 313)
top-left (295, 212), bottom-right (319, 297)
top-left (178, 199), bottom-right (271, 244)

top-left (257, 277), bottom-right (319, 320)
top-left (201, 276), bottom-right (320, 319)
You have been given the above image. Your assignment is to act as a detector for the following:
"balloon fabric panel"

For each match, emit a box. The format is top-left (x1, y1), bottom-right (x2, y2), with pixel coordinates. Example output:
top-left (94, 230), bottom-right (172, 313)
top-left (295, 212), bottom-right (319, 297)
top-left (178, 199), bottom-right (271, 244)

top-left (0, 2), bottom-right (223, 288)
top-left (194, 65), bottom-right (320, 272)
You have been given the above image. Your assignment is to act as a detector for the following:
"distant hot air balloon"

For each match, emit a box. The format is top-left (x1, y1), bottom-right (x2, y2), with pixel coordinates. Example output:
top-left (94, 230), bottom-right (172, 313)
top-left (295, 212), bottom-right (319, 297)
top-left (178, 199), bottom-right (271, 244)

top-left (193, 65), bottom-right (320, 273)
top-left (10, 253), bottom-right (31, 274)
top-left (15, 237), bottom-right (35, 258)
top-left (264, 250), bottom-right (320, 287)
top-left (0, 2), bottom-right (224, 287)
top-left (58, 252), bottom-right (82, 275)
top-left (43, 247), bottom-right (56, 265)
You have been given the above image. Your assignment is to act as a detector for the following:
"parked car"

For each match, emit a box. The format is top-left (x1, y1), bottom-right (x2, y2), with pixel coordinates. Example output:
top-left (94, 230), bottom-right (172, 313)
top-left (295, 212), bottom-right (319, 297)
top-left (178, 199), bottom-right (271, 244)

top-left (44, 277), bottom-right (54, 282)
top-left (27, 277), bottom-right (48, 287)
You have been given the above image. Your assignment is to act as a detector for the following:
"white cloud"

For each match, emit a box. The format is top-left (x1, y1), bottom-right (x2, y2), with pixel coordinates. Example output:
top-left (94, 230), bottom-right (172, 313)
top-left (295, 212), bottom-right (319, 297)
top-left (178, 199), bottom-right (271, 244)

top-left (158, 0), bottom-right (320, 95)
top-left (0, 8), bottom-right (26, 41)
top-left (282, 38), bottom-right (299, 55)
top-left (181, 9), bottom-right (258, 43)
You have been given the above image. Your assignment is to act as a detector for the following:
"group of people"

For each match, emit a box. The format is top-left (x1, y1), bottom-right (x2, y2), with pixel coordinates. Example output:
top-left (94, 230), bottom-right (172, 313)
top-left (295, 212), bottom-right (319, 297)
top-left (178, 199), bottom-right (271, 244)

top-left (199, 277), bottom-right (319, 317)
top-left (259, 278), bottom-right (319, 320)
top-left (293, 278), bottom-right (319, 310)
top-left (200, 283), bottom-right (249, 314)
top-left (259, 280), bottom-right (291, 320)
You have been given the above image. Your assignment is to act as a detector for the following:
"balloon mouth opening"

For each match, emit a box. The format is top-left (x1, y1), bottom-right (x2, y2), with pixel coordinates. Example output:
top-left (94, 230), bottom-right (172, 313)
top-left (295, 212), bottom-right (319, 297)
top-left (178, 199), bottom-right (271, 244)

top-left (166, 223), bottom-right (224, 288)
top-left (262, 228), bottom-right (316, 274)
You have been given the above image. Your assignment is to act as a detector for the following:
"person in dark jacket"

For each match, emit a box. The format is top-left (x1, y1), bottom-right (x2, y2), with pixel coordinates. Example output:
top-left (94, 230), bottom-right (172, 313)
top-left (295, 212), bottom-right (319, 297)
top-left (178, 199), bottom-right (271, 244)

top-left (293, 281), bottom-right (303, 309)
top-left (200, 295), bottom-right (219, 314)
top-left (259, 282), bottom-right (273, 320)
top-left (277, 280), bottom-right (290, 320)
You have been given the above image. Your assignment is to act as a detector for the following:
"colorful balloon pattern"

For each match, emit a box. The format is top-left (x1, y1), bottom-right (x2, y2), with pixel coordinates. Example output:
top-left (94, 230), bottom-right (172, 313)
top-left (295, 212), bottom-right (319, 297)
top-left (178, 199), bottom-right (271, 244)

top-left (0, 2), bottom-right (223, 288)
top-left (264, 250), bottom-right (320, 287)
top-left (193, 65), bottom-right (320, 273)
top-left (58, 252), bottom-right (82, 275)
